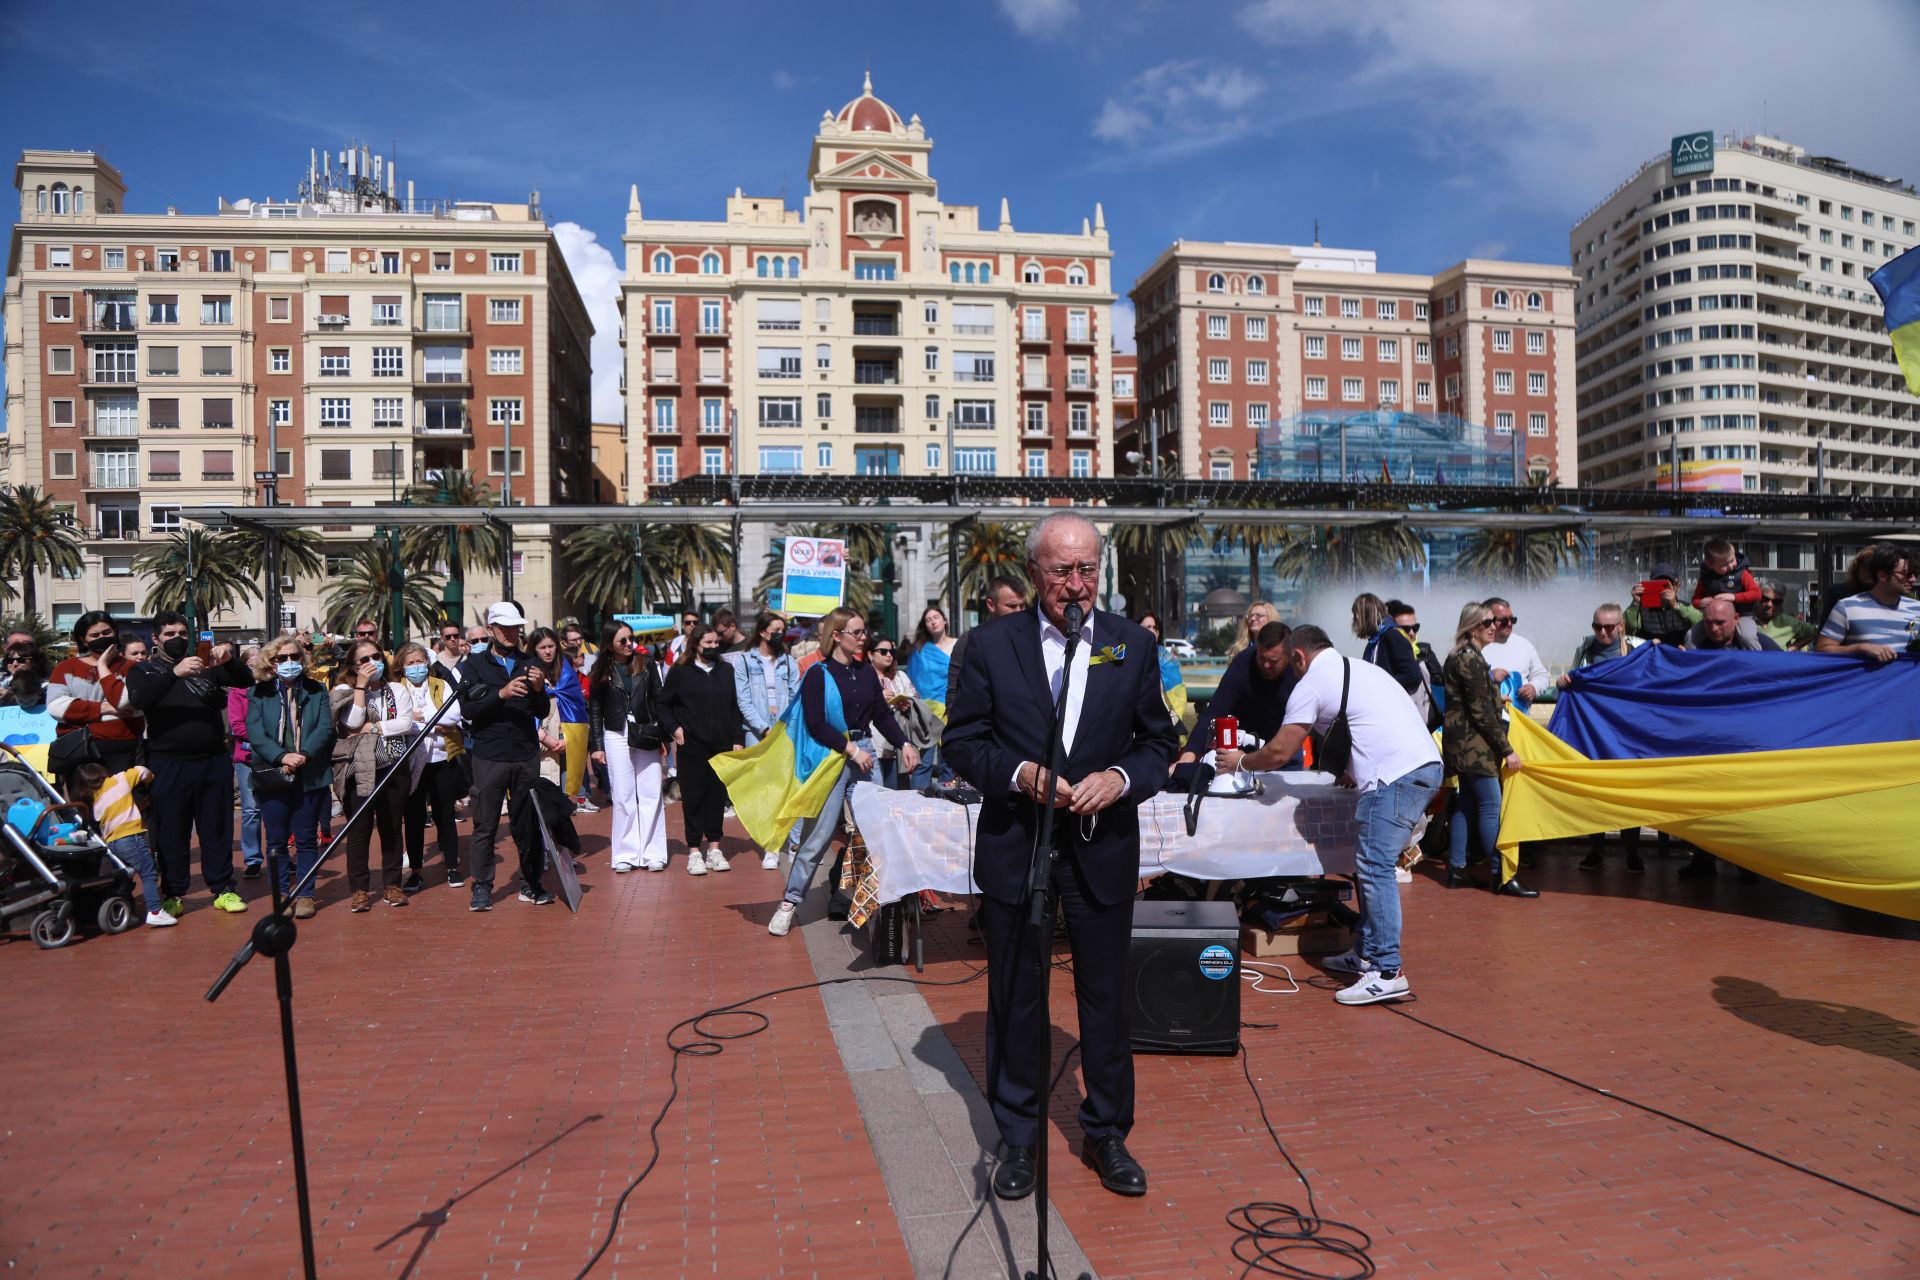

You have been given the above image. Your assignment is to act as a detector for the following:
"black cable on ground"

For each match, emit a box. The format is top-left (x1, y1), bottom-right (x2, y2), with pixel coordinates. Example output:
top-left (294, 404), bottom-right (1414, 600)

top-left (1229, 1037), bottom-right (1377, 1280)
top-left (1380, 1002), bottom-right (1920, 1220)
top-left (574, 964), bottom-right (989, 1279)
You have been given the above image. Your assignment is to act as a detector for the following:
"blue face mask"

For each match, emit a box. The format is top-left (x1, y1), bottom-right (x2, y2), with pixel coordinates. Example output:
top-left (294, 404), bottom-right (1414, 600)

top-left (471, 639), bottom-right (489, 652)
top-left (276, 660), bottom-right (302, 680)
top-left (404, 663), bottom-right (429, 685)
top-left (365, 659), bottom-right (386, 680)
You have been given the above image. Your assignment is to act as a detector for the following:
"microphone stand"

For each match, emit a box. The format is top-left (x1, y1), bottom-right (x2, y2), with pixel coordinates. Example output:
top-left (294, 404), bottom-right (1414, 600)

top-left (204, 677), bottom-right (475, 1279)
top-left (1021, 603), bottom-right (1084, 1280)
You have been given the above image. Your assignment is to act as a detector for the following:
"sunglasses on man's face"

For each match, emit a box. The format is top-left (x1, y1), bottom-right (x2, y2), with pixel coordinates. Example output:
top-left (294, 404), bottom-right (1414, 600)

top-left (355, 631), bottom-right (377, 640)
top-left (1397, 622), bottom-right (1420, 634)
top-left (1491, 617), bottom-right (1517, 627)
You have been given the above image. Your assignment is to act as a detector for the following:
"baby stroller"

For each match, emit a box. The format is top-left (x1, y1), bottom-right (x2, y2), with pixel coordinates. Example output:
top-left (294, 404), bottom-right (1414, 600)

top-left (0, 743), bottom-right (137, 949)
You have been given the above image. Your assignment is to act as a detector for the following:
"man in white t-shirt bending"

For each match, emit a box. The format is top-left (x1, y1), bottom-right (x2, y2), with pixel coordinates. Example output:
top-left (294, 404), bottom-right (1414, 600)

top-left (1219, 624), bottom-right (1444, 1006)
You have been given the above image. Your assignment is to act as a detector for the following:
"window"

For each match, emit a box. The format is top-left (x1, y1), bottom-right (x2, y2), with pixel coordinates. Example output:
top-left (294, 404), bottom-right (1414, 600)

top-left (954, 447), bottom-right (996, 475)
top-left (816, 298), bottom-right (832, 324)
top-left (1245, 274), bottom-right (1265, 296)
top-left (368, 446), bottom-right (407, 481)
top-left (1022, 308), bottom-right (1046, 340)
top-left (1341, 377), bottom-right (1363, 402)
top-left (758, 298), bottom-right (801, 331)
top-left (926, 444), bottom-right (943, 470)
top-left (1340, 297), bottom-right (1360, 319)
top-left (1245, 315), bottom-right (1267, 341)
top-left (376, 251), bottom-right (400, 275)
top-left (700, 300), bottom-right (724, 335)
top-left (1023, 263), bottom-right (1041, 284)
top-left (49, 400), bottom-right (74, 428)
top-left (1341, 337), bottom-right (1362, 361)
top-left (201, 346), bottom-right (234, 377)
top-left (1246, 402), bottom-right (1269, 429)
top-left (270, 398), bottom-right (291, 426)
top-left (1069, 403), bottom-right (1090, 435)
top-left (653, 398), bottom-right (676, 430)
top-left (104, 248), bottom-right (125, 270)
top-left (1246, 359), bottom-right (1268, 384)
top-left (759, 447), bottom-right (802, 474)
top-left (697, 252), bottom-right (721, 275)
top-left (1206, 273), bottom-right (1225, 293)
top-left (956, 351), bottom-right (995, 383)
top-left (1526, 330), bottom-right (1545, 355)
top-left (924, 346), bottom-right (940, 373)
top-left (146, 345), bottom-right (179, 377)
top-left (319, 348), bottom-right (351, 377)
top-left (48, 246), bottom-right (72, 269)
top-left (651, 299), bottom-right (675, 334)
top-left (1445, 335), bottom-right (1459, 358)
top-left (262, 295), bottom-right (290, 323)
top-left (1113, 373), bottom-right (1133, 398)
top-left (1492, 290), bottom-right (1510, 309)
top-left (1414, 340), bottom-right (1431, 365)
top-left (1304, 335), bottom-right (1326, 360)
top-left (1208, 358), bottom-right (1230, 383)
top-left (1527, 371), bottom-right (1546, 395)
top-left (1415, 380), bottom-right (1432, 404)
top-left (156, 250), bottom-right (179, 272)
top-left (1068, 266), bottom-right (1087, 286)
top-left (1528, 412), bottom-right (1548, 437)
top-left (428, 250), bottom-right (451, 273)
top-left (1305, 376), bottom-right (1327, 400)
top-left (489, 251), bottom-right (524, 274)
top-left (923, 395), bottom-right (940, 421)
top-left (1025, 449), bottom-right (1047, 477)
top-left (1025, 403), bottom-right (1048, 435)
top-left (758, 396), bottom-right (801, 427)
top-left (1302, 296), bottom-right (1324, 317)
top-left (1377, 378), bottom-right (1400, 404)
top-left (270, 348), bottom-right (291, 374)
top-left (953, 400), bottom-right (995, 429)
top-left (371, 297), bottom-right (402, 326)
top-left (709, 447), bottom-right (729, 475)
top-left (201, 449), bottom-right (235, 481)
top-left (146, 295), bottom-right (176, 324)
top-left (1067, 310), bottom-right (1090, 342)
top-left (1207, 314), bottom-right (1228, 339)
top-left (1525, 292), bottom-right (1543, 312)
top-left (200, 296), bottom-right (232, 324)
top-left (1444, 374), bottom-right (1460, 400)
top-left (424, 294), bottom-right (462, 332)
top-left (48, 347), bottom-right (72, 375)
top-left (321, 249), bottom-right (347, 273)
top-left (268, 249), bottom-right (290, 272)
top-left (489, 347), bottom-right (523, 375)
top-left (92, 342), bottom-right (138, 383)
top-left (815, 393), bottom-right (832, 420)
top-left (1208, 401), bottom-right (1231, 426)
top-left (1494, 370), bottom-right (1514, 395)
top-left (488, 298), bottom-right (522, 324)
top-left (1377, 338), bottom-right (1398, 362)
top-left (319, 449), bottom-right (352, 480)
top-left (853, 258), bottom-right (895, 281)
top-left (699, 399), bottom-right (724, 431)
top-left (319, 398), bottom-right (351, 428)
top-left (757, 347), bottom-right (802, 379)
top-left (1493, 329), bottom-right (1516, 354)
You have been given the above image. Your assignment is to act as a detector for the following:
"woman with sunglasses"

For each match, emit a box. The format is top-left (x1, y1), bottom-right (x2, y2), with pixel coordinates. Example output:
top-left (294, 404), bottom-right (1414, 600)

top-left (866, 636), bottom-right (918, 790)
top-left (331, 638), bottom-right (418, 911)
top-left (1441, 602), bottom-right (1535, 898)
top-left (589, 620), bottom-right (670, 873)
top-left (247, 635), bottom-right (335, 919)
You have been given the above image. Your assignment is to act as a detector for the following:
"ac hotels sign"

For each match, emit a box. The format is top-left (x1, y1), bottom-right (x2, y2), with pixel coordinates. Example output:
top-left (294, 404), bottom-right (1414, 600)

top-left (1672, 131), bottom-right (1715, 178)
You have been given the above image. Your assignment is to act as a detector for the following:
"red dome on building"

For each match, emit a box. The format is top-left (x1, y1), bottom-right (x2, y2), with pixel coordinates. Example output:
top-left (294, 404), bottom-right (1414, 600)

top-left (836, 72), bottom-right (903, 133)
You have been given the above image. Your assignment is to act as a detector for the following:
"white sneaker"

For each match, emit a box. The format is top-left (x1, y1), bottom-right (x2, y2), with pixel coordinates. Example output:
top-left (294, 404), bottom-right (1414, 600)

top-left (645, 859), bottom-right (667, 872)
top-left (703, 848), bottom-right (730, 872)
top-left (687, 853), bottom-right (707, 877)
top-left (1334, 969), bottom-right (1410, 1006)
top-left (768, 902), bottom-right (797, 936)
top-left (760, 851), bottom-right (780, 870)
top-left (575, 797), bottom-right (601, 814)
top-left (1319, 949), bottom-right (1367, 975)
top-left (723, 804), bottom-right (736, 818)
top-left (612, 861), bottom-right (637, 874)
top-left (145, 909), bottom-right (179, 928)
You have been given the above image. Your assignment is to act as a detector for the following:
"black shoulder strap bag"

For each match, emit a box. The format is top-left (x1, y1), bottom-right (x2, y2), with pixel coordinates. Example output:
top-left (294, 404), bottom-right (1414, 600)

top-left (1315, 658), bottom-right (1354, 779)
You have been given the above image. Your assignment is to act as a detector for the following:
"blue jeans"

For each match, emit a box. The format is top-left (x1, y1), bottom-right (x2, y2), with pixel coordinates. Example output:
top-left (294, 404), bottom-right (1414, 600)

top-left (1352, 762), bottom-right (1443, 974)
top-left (234, 761), bottom-right (262, 867)
top-left (262, 784), bottom-right (327, 899)
top-left (110, 833), bottom-right (161, 908)
top-left (1448, 775), bottom-right (1503, 872)
top-left (784, 739), bottom-right (870, 906)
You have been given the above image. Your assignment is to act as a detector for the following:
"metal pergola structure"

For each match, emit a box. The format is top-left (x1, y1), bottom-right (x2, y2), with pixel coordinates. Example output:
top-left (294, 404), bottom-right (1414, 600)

top-left (184, 475), bottom-right (1920, 632)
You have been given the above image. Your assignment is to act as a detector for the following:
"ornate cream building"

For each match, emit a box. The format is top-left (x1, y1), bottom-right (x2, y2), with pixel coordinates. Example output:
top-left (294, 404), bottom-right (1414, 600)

top-left (5, 146), bottom-right (592, 636)
top-left (620, 74), bottom-right (1116, 500)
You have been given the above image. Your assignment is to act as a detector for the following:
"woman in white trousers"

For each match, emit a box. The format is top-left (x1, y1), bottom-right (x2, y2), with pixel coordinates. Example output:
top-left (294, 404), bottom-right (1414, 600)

top-left (587, 620), bottom-right (669, 872)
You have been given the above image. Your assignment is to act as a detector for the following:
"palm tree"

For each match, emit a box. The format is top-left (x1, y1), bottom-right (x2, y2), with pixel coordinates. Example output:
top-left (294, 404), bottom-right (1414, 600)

top-left (133, 528), bottom-right (262, 622)
top-left (224, 525), bottom-right (327, 582)
top-left (561, 523), bottom-right (659, 615)
top-left (1207, 513), bottom-right (1284, 600)
top-left (0, 486), bottom-right (83, 619)
top-left (1273, 523), bottom-right (1427, 584)
top-left (401, 469), bottom-right (501, 605)
top-left (938, 521), bottom-right (1030, 611)
top-left (1454, 528), bottom-right (1582, 585)
top-left (756, 523), bottom-right (882, 616)
top-left (654, 522), bottom-right (734, 610)
top-left (320, 540), bottom-right (443, 637)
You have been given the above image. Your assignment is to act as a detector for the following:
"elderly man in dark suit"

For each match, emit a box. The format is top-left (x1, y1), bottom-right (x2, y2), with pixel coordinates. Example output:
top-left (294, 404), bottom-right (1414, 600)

top-left (943, 511), bottom-right (1180, 1202)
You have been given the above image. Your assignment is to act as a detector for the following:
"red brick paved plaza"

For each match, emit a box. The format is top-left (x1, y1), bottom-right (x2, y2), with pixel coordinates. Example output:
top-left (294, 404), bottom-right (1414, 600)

top-left (4, 807), bottom-right (1916, 1279)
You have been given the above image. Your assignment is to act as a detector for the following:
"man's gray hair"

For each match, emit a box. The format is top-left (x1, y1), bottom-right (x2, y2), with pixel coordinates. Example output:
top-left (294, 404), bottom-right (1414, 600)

top-left (1024, 511), bottom-right (1104, 563)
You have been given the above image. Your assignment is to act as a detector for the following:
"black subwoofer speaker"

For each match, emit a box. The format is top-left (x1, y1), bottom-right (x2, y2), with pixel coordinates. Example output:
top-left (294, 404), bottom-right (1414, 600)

top-left (1128, 899), bottom-right (1240, 1054)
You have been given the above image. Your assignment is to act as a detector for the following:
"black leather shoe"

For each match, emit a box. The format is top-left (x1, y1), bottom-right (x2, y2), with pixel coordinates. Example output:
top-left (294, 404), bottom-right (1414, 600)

top-left (1083, 1137), bottom-right (1147, 1197)
top-left (1444, 867), bottom-right (1475, 889)
top-left (992, 1145), bottom-right (1036, 1200)
top-left (1493, 879), bottom-right (1540, 898)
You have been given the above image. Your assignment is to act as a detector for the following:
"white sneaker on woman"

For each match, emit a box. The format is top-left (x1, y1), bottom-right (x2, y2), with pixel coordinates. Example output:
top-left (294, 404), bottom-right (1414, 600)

top-left (768, 902), bottom-right (797, 936)
top-left (687, 852), bottom-right (707, 876)
top-left (760, 851), bottom-right (780, 870)
top-left (704, 847), bottom-right (730, 872)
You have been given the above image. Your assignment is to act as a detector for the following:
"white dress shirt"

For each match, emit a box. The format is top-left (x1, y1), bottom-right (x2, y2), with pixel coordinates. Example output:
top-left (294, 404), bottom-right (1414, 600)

top-left (1012, 609), bottom-right (1130, 796)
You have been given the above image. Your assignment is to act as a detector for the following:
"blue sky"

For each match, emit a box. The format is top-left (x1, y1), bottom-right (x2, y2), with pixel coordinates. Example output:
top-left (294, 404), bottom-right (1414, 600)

top-left (5, 0), bottom-right (1918, 424)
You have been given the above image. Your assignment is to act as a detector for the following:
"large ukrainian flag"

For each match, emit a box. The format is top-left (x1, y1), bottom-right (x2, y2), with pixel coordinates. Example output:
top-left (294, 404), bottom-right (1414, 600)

top-left (710, 678), bottom-right (847, 854)
top-left (1870, 241), bottom-right (1920, 394)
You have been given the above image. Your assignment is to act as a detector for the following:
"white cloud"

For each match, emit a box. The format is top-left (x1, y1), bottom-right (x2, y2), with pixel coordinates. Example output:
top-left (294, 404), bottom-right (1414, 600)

top-left (999, 0), bottom-right (1078, 37)
top-left (770, 69), bottom-right (796, 90)
top-left (551, 221), bottom-right (624, 423)
top-left (1110, 299), bottom-right (1137, 354)
top-left (1090, 59), bottom-right (1270, 156)
top-left (1234, 0), bottom-right (1920, 211)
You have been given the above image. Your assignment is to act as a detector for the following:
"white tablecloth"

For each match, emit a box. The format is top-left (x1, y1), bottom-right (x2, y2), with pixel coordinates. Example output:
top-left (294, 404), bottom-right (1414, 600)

top-left (847, 773), bottom-right (1360, 906)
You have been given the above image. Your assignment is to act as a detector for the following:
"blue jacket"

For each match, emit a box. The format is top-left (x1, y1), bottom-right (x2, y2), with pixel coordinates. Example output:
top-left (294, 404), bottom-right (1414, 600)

top-left (733, 649), bottom-right (800, 736)
top-left (245, 677), bottom-right (337, 792)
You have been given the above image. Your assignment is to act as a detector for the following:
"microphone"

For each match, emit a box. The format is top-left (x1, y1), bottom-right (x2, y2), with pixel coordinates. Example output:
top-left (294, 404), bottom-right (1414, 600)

top-left (1063, 602), bottom-right (1085, 643)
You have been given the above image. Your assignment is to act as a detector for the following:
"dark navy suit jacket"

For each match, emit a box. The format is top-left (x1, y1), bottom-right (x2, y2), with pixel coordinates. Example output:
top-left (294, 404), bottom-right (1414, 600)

top-left (942, 607), bottom-right (1180, 907)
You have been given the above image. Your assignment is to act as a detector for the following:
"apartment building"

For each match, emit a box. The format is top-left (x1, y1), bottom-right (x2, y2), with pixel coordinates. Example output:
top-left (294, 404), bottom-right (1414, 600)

top-left (1130, 242), bottom-right (1577, 483)
top-left (1572, 132), bottom-right (1920, 498)
top-left (4, 146), bottom-right (592, 635)
top-left (620, 74), bottom-right (1115, 496)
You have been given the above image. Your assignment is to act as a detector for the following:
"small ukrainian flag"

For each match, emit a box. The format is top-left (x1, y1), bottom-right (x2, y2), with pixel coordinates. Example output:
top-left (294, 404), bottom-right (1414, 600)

top-left (1869, 242), bottom-right (1920, 395)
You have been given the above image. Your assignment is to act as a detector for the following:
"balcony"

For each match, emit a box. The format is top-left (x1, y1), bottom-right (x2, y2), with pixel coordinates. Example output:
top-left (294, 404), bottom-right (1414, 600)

top-left (954, 370), bottom-right (995, 384)
top-left (854, 410), bottom-right (901, 435)
top-left (413, 318), bottom-right (473, 341)
top-left (952, 324), bottom-right (994, 336)
top-left (80, 315), bottom-right (138, 337)
top-left (1020, 377), bottom-right (1052, 393)
top-left (1018, 328), bottom-right (1051, 346)
top-left (414, 368), bottom-right (472, 389)
top-left (84, 475), bottom-right (141, 493)
top-left (696, 365), bottom-right (729, 388)
top-left (81, 422), bottom-right (140, 440)
top-left (414, 417), bottom-right (473, 439)
top-left (853, 364), bottom-right (900, 385)
top-left (80, 371), bottom-right (139, 389)
top-left (1064, 377), bottom-right (1097, 395)
top-left (1062, 329), bottom-right (1096, 348)
top-left (695, 324), bottom-right (729, 340)
top-left (852, 318), bottom-right (899, 337)
top-left (757, 319), bottom-right (801, 332)
top-left (1022, 418), bottom-right (1052, 440)
top-left (647, 367), bottom-right (678, 385)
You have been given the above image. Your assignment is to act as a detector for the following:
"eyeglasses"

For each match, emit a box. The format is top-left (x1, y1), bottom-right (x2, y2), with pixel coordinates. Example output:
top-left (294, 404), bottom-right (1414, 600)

top-left (1759, 596), bottom-right (1782, 605)
top-left (354, 631), bottom-right (377, 639)
top-left (870, 646), bottom-right (894, 655)
top-left (1398, 622), bottom-right (1420, 634)
top-left (1037, 562), bottom-right (1099, 583)
top-left (1592, 622), bottom-right (1622, 632)
top-left (4, 656), bottom-right (32, 666)
top-left (1490, 616), bottom-right (1517, 627)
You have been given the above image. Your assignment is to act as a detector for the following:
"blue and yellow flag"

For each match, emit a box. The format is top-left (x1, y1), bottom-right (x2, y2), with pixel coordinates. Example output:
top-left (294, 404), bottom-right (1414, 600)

top-left (710, 675), bottom-right (846, 853)
top-left (1869, 241), bottom-right (1920, 394)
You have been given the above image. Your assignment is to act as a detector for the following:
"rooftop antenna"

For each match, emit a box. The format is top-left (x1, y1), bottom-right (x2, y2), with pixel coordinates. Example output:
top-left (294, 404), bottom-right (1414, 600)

top-left (1313, 217), bottom-right (1321, 247)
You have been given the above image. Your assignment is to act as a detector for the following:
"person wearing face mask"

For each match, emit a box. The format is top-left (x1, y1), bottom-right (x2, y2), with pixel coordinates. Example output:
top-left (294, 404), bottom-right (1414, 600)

top-left (246, 636), bottom-right (336, 919)
top-left (0, 643), bottom-right (58, 768)
top-left (330, 638), bottom-right (422, 911)
top-left (49, 610), bottom-right (145, 776)
top-left (660, 624), bottom-right (745, 874)
top-left (126, 611), bottom-right (255, 916)
top-left (392, 642), bottom-right (461, 893)
top-left (227, 646), bottom-right (265, 879)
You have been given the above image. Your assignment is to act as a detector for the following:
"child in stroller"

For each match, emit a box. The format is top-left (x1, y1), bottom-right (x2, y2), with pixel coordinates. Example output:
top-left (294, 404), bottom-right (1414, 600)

top-left (67, 761), bottom-right (171, 927)
top-left (0, 747), bottom-right (139, 948)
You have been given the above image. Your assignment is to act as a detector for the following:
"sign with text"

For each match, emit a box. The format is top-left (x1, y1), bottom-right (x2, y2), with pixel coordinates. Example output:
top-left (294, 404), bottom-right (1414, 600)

top-left (780, 536), bottom-right (847, 618)
top-left (1672, 131), bottom-right (1715, 178)
top-left (1655, 459), bottom-right (1744, 492)
top-left (612, 613), bottom-right (677, 635)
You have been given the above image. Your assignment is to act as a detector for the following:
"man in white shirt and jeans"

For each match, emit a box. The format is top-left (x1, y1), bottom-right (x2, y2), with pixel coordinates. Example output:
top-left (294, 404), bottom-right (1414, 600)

top-left (1220, 624), bottom-right (1443, 1006)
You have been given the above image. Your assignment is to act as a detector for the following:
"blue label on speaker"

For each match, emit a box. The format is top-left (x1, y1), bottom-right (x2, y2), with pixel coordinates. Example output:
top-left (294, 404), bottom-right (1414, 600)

top-left (1198, 944), bottom-right (1235, 981)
